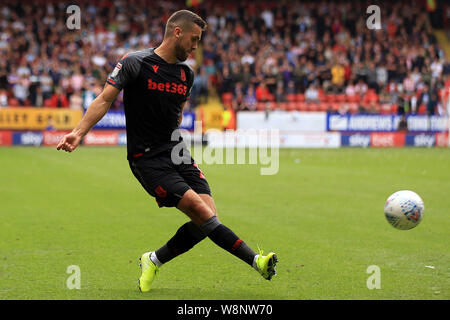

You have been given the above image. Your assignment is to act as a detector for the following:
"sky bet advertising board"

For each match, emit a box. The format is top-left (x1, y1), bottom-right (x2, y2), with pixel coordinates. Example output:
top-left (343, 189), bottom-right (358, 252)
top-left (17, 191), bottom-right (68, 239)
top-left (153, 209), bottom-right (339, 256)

top-left (340, 132), bottom-right (447, 147)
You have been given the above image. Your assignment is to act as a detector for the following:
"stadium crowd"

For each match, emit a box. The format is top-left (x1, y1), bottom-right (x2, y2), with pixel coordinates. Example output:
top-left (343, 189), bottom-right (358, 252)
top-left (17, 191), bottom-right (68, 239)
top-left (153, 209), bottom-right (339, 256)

top-left (0, 0), bottom-right (449, 116)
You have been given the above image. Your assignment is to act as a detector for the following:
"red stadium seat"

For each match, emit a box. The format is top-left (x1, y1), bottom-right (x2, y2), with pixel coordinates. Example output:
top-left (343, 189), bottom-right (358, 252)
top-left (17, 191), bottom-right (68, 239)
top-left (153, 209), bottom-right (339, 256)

top-left (222, 92), bottom-right (233, 105)
top-left (307, 103), bottom-right (320, 112)
top-left (348, 103), bottom-right (359, 114)
top-left (296, 102), bottom-right (308, 111)
top-left (294, 94), bottom-right (305, 102)
top-left (286, 102), bottom-right (296, 111)
top-left (287, 94), bottom-right (296, 102)
top-left (336, 94), bottom-right (346, 103)
top-left (209, 74), bottom-right (217, 86)
top-left (379, 104), bottom-right (392, 114)
top-left (317, 103), bottom-right (328, 112)
top-left (318, 91), bottom-right (326, 103)
top-left (9, 98), bottom-right (19, 106)
top-left (330, 103), bottom-right (341, 112)
top-left (417, 105), bottom-right (427, 114)
top-left (375, 103), bottom-right (382, 113)
top-left (256, 102), bottom-right (267, 111)
top-left (277, 102), bottom-right (288, 110)
top-left (325, 95), bottom-right (336, 103)
top-left (363, 89), bottom-right (379, 104)
top-left (347, 95), bottom-right (361, 103)
top-left (390, 104), bottom-right (398, 114)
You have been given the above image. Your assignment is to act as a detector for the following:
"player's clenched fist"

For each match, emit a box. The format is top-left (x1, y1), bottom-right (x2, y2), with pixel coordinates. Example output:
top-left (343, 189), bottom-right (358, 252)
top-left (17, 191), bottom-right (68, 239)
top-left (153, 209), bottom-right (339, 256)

top-left (56, 132), bottom-right (82, 152)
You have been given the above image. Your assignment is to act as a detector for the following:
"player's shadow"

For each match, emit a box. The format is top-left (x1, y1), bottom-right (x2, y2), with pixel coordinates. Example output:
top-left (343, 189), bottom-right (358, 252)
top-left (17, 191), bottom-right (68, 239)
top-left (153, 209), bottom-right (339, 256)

top-left (104, 287), bottom-right (264, 300)
top-left (100, 287), bottom-right (200, 299)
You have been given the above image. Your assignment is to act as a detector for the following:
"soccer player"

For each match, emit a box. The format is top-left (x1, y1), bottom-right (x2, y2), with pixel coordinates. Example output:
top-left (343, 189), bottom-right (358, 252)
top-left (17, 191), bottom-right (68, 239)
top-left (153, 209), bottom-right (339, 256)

top-left (56, 10), bottom-right (277, 292)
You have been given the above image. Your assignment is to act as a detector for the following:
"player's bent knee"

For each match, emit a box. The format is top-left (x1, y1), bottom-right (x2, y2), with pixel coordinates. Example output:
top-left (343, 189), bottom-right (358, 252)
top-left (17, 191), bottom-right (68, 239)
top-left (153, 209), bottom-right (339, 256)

top-left (198, 193), bottom-right (217, 216)
top-left (177, 190), bottom-right (215, 225)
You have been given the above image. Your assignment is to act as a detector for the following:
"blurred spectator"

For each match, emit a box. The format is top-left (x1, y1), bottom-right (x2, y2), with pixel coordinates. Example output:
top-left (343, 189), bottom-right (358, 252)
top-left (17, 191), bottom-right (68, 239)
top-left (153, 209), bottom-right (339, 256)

top-left (397, 94), bottom-right (409, 115)
top-left (0, 89), bottom-right (8, 107)
top-left (241, 63), bottom-right (252, 89)
top-left (417, 84), bottom-right (431, 110)
top-left (305, 83), bottom-right (320, 103)
top-left (366, 61), bottom-right (378, 92)
top-left (354, 79), bottom-right (368, 97)
top-left (31, 86), bottom-right (44, 107)
top-left (398, 114), bottom-right (408, 131)
top-left (82, 83), bottom-right (97, 111)
top-left (338, 103), bottom-right (350, 115)
top-left (232, 81), bottom-right (246, 110)
top-left (286, 81), bottom-right (296, 95)
top-left (219, 65), bottom-right (233, 96)
top-left (376, 63), bottom-right (388, 91)
top-left (70, 67), bottom-right (85, 92)
top-left (331, 61), bottom-right (345, 93)
top-left (0, 61), bottom-right (9, 90)
top-left (243, 83), bottom-right (257, 111)
top-left (241, 51), bottom-right (255, 66)
top-left (191, 67), bottom-right (208, 105)
top-left (255, 81), bottom-right (271, 102)
top-left (49, 87), bottom-right (69, 108)
top-left (345, 80), bottom-right (357, 96)
top-left (403, 73), bottom-right (415, 94)
top-left (13, 75), bottom-right (30, 105)
top-left (46, 118), bottom-right (56, 131)
top-left (222, 105), bottom-right (236, 130)
top-left (261, 8), bottom-right (274, 29)
top-left (410, 67), bottom-right (422, 87)
top-left (275, 82), bottom-right (286, 103)
top-left (40, 71), bottom-right (54, 100)
top-left (427, 91), bottom-right (439, 115)
top-left (430, 57), bottom-right (443, 79)
top-left (69, 90), bottom-right (83, 110)
top-left (367, 101), bottom-right (379, 114)
top-left (378, 88), bottom-right (391, 105)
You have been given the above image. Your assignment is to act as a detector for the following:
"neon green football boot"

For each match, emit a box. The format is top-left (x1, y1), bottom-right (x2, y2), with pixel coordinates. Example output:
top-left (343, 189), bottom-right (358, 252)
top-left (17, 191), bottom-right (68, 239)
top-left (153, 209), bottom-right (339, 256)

top-left (138, 252), bottom-right (159, 292)
top-left (254, 249), bottom-right (278, 280)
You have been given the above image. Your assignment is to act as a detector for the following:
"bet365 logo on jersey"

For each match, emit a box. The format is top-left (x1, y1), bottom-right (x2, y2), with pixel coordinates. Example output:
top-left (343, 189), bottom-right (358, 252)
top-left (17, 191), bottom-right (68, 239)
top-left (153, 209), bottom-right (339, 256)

top-left (148, 79), bottom-right (188, 96)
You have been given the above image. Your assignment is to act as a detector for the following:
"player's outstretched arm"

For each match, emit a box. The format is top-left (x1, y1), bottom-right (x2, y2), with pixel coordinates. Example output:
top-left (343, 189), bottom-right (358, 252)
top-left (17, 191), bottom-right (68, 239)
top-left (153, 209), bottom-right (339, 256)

top-left (57, 83), bottom-right (120, 152)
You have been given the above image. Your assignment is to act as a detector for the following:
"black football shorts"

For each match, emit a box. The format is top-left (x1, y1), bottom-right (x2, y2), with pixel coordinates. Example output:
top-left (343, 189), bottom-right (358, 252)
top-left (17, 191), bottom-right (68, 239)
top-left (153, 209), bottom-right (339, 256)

top-left (129, 149), bottom-right (211, 208)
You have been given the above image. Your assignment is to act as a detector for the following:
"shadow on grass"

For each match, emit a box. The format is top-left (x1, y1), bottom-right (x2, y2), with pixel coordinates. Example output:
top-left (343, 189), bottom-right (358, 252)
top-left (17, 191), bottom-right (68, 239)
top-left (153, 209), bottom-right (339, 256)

top-left (77, 286), bottom-right (277, 300)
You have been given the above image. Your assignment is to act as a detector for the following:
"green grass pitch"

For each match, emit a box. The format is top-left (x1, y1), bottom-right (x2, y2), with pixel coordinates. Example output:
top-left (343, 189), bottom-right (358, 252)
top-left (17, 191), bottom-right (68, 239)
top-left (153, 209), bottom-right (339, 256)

top-left (0, 146), bottom-right (449, 300)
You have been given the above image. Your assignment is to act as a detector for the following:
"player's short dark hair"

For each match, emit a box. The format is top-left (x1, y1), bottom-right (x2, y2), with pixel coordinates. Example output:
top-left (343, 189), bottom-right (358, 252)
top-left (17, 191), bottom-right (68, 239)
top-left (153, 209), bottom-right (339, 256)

top-left (164, 10), bottom-right (207, 38)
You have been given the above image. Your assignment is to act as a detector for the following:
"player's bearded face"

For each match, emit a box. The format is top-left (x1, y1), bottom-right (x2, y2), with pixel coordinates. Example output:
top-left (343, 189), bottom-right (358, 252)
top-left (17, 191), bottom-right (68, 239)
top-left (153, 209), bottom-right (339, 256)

top-left (174, 25), bottom-right (202, 62)
top-left (174, 41), bottom-right (189, 62)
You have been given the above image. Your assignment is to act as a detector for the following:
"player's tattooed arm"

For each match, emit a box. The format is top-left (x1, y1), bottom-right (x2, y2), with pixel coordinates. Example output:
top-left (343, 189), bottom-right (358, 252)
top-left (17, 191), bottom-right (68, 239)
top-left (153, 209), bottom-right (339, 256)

top-left (57, 83), bottom-right (120, 152)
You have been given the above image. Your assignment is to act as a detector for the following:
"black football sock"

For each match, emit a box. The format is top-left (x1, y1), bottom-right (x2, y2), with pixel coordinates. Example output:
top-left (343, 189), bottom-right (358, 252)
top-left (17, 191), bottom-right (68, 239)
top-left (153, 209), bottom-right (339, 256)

top-left (200, 216), bottom-right (256, 266)
top-left (154, 221), bottom-right (206, 265)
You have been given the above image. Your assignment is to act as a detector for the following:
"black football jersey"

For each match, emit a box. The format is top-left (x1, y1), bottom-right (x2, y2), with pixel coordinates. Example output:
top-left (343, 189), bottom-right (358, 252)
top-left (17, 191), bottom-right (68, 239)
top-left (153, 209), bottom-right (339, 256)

top-left (106, 48), bottom-right (194, 160)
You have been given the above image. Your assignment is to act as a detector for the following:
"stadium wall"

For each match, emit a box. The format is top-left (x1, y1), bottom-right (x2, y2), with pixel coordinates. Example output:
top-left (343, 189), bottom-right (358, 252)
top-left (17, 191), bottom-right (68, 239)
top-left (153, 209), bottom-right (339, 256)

top-left (2, 129), bottom-right (448, 148)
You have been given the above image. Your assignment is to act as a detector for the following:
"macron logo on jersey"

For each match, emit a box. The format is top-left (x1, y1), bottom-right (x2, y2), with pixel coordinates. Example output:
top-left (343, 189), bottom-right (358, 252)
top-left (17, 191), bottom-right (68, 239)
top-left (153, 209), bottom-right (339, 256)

top-left (152, 65), bottom-right (159, 73)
